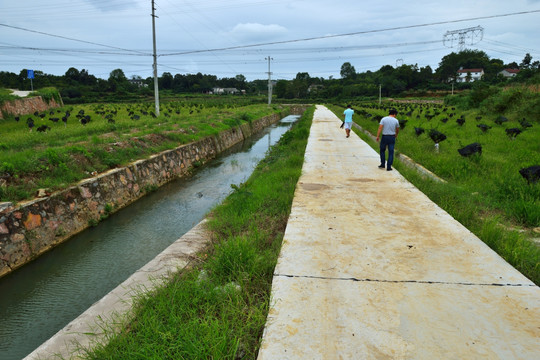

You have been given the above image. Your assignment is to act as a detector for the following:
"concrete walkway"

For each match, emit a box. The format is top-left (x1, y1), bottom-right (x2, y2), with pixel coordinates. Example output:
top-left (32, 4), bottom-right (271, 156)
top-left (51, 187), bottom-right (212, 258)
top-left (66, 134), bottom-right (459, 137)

top-left (257, 105), bottom-right (540, 359)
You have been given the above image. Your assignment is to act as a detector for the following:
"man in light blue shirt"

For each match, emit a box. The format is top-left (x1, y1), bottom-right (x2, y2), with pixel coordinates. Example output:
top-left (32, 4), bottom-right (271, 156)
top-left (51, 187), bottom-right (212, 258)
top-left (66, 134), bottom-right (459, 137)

top-left (376, 108), bottom-right (400, 171)
top-left (343, 104), bottom-right (354, 138)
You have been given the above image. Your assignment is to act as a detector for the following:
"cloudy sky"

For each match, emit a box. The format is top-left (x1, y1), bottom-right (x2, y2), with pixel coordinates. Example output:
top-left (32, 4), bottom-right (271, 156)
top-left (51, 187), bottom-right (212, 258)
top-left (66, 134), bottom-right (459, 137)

top-left (1, 0), bottom-right (539, 81)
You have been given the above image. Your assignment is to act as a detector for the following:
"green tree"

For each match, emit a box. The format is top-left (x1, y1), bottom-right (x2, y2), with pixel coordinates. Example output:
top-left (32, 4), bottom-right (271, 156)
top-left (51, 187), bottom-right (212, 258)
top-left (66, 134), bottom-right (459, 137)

top-left (79, 69), bottom-right (96, 86)
top-left (235, 74), bottom-right (246, 89)
top-left (64, 67), bottom-right (80, 83)
top-left (435, 50), bottom-right (491, 82)
top-left (0, 71), bottom-right (19, 88)
top-left (340, 62), bottom-right (356, 80)
top-left (520, 53), bottom-right (533, 69)
top-left (515, 53), bottom-right (539, 81)
top-left (108, 69), bottom-right (128, 92)
top-left (291, 72), bottom-right (310, 98)
top-left (160, 72), bottom-right (174, 89)
top-left (418, 65), bottom-right (433, 86)
top-left (274, 80), bottom-right (288, 98)
top-left (108, 68), bottom-right (127, 82)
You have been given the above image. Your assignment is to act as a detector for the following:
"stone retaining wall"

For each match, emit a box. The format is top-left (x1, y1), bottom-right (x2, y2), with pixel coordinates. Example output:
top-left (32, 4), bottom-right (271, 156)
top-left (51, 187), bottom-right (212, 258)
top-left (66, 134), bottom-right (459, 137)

top-left (0, 106), bottom-right (307, 278)
top-left (0, 96), bottom-right (62, 119)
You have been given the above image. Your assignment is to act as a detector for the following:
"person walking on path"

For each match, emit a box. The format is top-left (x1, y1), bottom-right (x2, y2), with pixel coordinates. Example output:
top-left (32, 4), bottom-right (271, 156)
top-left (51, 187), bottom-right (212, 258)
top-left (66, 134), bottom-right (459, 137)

top-left (376, 108), bottom-right (400, 171)
top-left (343, 104), bottom-right (354, 138)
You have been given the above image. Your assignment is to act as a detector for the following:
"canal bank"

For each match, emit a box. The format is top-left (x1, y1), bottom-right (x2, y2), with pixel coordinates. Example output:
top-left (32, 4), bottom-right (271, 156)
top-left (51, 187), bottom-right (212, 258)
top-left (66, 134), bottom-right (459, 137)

top-left (0, 106), bottom-right (307, 279)
top-left (24, 219), bottom-right (213, 360)
top-left (1, 113), bottom-right (304, 360)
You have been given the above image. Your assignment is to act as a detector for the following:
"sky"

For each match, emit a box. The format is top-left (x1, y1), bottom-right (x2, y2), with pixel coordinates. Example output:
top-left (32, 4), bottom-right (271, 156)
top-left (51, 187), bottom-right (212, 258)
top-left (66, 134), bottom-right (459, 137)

top-left (1, 0), bottom-right (539, 81)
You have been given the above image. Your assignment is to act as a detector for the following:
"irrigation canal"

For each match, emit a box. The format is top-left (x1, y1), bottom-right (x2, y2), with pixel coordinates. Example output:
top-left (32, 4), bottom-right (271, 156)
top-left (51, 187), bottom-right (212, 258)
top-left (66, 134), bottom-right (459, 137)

top-left (0, 114), bottom-right (300, 360)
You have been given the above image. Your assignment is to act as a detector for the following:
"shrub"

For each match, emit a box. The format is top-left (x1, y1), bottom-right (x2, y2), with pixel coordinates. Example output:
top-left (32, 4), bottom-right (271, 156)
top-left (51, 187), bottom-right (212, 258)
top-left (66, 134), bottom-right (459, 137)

top-left (468, 83), bottom-right (499, 108)
top-left (444, 93), bottom-right (469, 108)
top-left (482, 88), bottom-right (523, 113)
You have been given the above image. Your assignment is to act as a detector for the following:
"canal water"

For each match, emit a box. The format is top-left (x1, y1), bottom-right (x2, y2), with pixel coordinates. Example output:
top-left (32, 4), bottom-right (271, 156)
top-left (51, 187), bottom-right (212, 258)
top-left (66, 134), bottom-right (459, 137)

top-left (0, 115), bottom-right (300, 360)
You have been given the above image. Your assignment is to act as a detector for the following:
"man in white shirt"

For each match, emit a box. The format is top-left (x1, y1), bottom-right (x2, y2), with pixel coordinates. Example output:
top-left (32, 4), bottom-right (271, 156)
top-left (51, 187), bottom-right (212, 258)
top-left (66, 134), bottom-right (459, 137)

top-left (376, 109), bottom-right (400, 171)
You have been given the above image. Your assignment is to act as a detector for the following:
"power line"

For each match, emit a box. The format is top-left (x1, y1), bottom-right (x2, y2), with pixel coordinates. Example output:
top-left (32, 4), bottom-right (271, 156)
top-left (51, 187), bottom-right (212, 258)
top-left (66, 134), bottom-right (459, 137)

top-left (156, 0), bottom-right (240, 76)
top-left (158, 40), bottom-right (442, 56)
top-left (0, 23), bottom-right (151, 56)
top-left (2, 9), bottom-right (538, 80)
top-left (1, 39), bottom-right (441, 59)
top-left (3, 10), bottom-right (537, 60)
top-left (482, 38), bottom-right (538, 54)
top-left (160, 10), bottom-right (540, 56)
top-left (0, 45), bottom-right (148, 56)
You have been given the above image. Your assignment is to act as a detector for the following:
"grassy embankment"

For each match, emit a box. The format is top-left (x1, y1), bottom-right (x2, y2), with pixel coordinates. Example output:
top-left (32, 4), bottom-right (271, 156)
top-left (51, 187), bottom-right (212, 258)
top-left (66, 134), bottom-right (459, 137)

top-left (0, 88), bottom-right (19, 104)
top-left (0, 98), bottom-right (287, 203)
top-left (79, 106), bottom-right (313, 359)
top-left (328, 86), bottom-right (539, 284)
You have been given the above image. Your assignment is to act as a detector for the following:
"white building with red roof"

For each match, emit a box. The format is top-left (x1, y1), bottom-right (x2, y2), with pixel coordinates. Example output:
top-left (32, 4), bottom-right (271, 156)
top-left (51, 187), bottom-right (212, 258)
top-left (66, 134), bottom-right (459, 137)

top-left (456, 67), bottom-right (484, 82)
top-left (499, 68), bottom-right (520, 78)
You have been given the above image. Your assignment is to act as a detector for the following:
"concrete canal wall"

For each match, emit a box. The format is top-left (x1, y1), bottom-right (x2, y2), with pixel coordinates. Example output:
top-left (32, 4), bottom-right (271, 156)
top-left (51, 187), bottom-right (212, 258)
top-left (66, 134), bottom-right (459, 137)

top-left (0, 106), bottom-right (307, 278)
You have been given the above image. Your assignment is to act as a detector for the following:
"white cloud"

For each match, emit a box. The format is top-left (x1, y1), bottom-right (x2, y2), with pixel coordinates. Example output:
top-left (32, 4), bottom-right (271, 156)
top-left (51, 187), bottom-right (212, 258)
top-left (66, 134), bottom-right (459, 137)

top-left (1, 0), bottom-right (538, 80)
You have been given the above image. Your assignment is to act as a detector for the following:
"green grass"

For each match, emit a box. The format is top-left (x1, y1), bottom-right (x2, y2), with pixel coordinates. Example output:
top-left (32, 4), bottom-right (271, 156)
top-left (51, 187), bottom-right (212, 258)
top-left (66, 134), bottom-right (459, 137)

top-left (0, 88), bottom-right (19, 105)
top-left (332, 101), bottom-right (540, 226)
top-left (0, 101), bottom-right (288, 203)
top-left (30, 87), bottom-right (62, 104)
top-left (81, 106), bottom-right (314, 359)
top-left (328, 101), bottom-right (540, 284)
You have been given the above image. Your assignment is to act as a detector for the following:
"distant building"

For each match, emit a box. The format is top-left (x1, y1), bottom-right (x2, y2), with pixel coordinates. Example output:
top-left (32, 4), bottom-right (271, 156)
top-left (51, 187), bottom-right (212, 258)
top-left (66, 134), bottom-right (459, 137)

top-left (307, 84), bottom-right (324, 93)
top-left (456, 67), bottom-right (484, 82)
top-left (499, 68), bottom-right (520, 78)
top-left (212, 87), bottom-right (239, 94)
top-left (129, 79), bottom-right (147, 88)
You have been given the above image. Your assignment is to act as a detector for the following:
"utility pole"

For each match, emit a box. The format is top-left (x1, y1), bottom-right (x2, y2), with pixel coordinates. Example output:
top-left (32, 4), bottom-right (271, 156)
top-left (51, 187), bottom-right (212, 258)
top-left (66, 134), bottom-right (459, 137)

top-left (151, 0), bottom-right (160, 116)
top-left (266, 56), bottom-right (273, 106)
top-left (379, 84), bottom-right (382, 106)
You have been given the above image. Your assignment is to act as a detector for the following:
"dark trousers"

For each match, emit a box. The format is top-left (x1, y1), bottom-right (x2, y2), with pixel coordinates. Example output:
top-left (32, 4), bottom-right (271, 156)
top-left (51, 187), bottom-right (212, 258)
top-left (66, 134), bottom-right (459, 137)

top-left (380, 135), bottom-right (396, 169)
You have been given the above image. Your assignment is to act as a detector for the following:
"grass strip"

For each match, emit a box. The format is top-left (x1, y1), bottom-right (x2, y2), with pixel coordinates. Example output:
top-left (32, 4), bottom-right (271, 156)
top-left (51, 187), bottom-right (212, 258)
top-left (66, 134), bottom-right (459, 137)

top-left (327, 104), bottom-right (539, 285)
top-left (82, 106), bottom-right (314, 359)
top-left (0, 101), bottom-right (285, 203)
top-left (398, 165), bottom-right (540, 285)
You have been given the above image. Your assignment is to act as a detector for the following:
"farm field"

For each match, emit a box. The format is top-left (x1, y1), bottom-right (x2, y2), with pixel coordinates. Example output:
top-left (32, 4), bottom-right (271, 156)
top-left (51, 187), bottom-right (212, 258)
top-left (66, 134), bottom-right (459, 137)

top-left (329, 101), bottom-right (539, 284)
top-left (1, 94), bottom-right (538, 284)
top-left (0, 99), bottom-right (284, 203)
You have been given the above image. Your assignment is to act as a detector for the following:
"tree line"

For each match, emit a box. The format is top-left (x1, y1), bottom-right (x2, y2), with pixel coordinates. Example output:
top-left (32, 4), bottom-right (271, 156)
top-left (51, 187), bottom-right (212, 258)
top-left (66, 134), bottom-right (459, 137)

top-left (0, 50), bottom-right (538, 103)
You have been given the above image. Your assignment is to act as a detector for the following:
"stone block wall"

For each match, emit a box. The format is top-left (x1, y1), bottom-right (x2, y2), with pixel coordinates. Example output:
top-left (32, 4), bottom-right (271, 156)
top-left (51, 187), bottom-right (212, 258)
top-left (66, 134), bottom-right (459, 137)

top-left (0, 107), bottom-right (307, 278)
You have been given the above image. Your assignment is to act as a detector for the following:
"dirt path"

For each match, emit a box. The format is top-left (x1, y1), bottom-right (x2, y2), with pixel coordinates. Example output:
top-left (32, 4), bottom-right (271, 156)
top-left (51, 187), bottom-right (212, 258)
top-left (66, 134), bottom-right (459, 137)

top-left (8, 89), bottom-right (32, 97)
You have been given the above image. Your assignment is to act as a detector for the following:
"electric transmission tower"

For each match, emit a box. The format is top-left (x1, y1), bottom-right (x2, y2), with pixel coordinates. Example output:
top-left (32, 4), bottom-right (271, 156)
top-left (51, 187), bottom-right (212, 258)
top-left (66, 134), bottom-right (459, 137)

top-left (443, 26), bottom-right (484, 51)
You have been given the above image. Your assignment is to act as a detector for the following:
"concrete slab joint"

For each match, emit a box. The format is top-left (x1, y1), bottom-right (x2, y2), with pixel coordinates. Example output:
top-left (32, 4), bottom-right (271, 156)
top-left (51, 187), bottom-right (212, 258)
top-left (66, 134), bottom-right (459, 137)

top-left (257, 105), bottom-right (540, 360)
